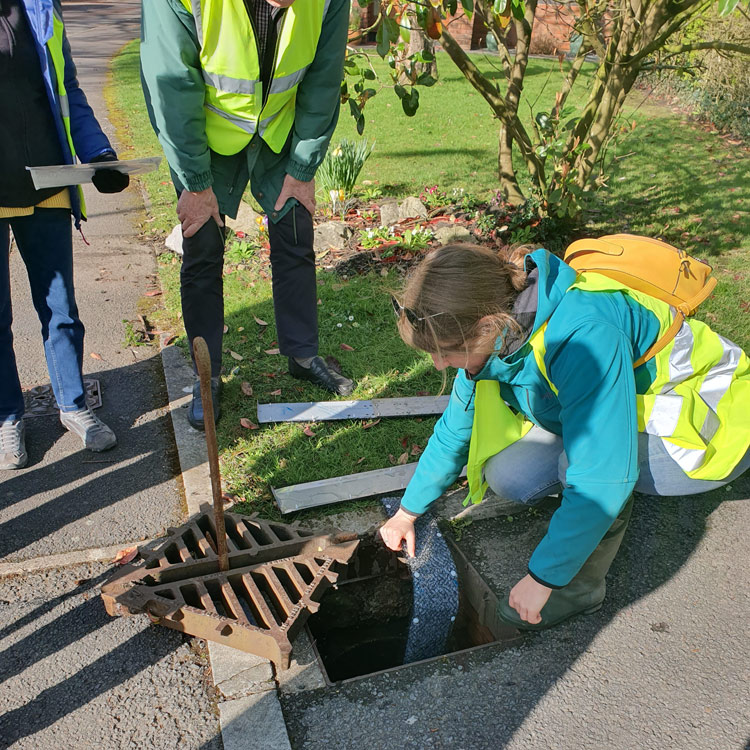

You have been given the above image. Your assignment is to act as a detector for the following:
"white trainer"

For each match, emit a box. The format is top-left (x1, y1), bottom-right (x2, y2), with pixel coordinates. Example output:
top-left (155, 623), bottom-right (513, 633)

top-left (0, 419), bottom-right (28, 470)
top-left (60, 407), bottom-right (117, 452)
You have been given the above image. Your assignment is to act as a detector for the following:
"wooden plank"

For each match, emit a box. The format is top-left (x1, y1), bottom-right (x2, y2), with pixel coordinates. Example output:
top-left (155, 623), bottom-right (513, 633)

top-left (273, 463), bottom-right (467, 514)
top-left (257, 395), bottom-right (450, 424)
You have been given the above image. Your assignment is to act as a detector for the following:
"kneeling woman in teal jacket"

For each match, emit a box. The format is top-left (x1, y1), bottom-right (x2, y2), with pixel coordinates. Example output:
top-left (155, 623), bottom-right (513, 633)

top-left (380, 243), bottom-right (750, 629)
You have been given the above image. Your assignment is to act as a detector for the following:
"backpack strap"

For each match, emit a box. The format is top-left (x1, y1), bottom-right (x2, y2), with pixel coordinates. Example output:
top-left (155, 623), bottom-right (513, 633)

top-left (633, 311), bottom-right (685, 369)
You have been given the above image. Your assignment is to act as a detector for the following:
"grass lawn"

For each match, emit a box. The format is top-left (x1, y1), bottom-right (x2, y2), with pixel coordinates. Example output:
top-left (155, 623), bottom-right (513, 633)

top-left (107, 41), bottom-right (750, 521)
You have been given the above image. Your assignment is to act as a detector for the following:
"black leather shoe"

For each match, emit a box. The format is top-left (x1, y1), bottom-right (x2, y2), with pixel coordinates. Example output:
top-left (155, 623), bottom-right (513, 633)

top-left (288, 356), bottom-right (355, 396)
top-left (188, 376), bottom-right (223, 431)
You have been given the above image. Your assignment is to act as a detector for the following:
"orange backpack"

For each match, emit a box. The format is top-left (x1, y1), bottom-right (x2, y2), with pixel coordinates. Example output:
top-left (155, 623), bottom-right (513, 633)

top-left (564, 234), bottom-right (717, 367)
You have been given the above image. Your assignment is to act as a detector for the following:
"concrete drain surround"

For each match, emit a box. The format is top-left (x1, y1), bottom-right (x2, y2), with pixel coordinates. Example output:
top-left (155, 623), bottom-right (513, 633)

top-left (305, 515), bottom-right (522, 685)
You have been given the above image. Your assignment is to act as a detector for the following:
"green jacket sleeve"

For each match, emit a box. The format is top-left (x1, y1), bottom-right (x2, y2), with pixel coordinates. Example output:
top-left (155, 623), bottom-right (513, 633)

top-left (139, 0), bottom-right (213, 192)
top-left (285, 0), bottom-right (349, 182)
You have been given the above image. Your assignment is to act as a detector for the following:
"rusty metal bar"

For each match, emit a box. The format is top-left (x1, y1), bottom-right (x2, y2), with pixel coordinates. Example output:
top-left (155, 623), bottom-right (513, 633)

top-left (193, 336), bottom-right (229, 572)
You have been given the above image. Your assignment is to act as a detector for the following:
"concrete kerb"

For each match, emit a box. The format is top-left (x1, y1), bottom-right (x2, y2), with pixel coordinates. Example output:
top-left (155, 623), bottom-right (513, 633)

top-left (160, 343), bottom-right (294, 750)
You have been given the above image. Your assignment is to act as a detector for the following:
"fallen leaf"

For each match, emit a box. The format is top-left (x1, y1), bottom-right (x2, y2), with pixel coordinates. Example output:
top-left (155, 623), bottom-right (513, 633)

top-left (397, 451), bottom-right (409, 465)
top-left (237, 326), bottom-right (245, 332)
top-left (90, 352), bottom-right (103, 361)
top-left (223, 324), bottom-right (229, 333)
top-left (362, 419), bottom-right (381, 429)
top-left (340, 343), bottom-right (355, 351)
top-left (303, 425), bottom-right (315, 437)
top-left (114, 546), bottom-right (138, 565)
top-left (356, 457), bottom-right (365, 464)
top-left (269, 389), bottom-right (282, 396)
top-left (229, 351), bottom-right (244, 361)
top-left (264, 348), bottom-right (280, 355)
top-left (144, 289), bottom-right (162, 297)
top-left (410, 444), bottom-right (423, 456)
top-left (400, 436), bottom-right (408, 448)
top-left (160, 333), bottom-right (176, 347)
top-left (254, 315), bottom-right (268, 326)
top-left (240, 418), bottom-right (259, 430)
top-left (416, 390), bottom-right (430, 396)
top-left (388, 454), bottom-right (397, 465)
top-left (241, 382), bottom-right (254, 397)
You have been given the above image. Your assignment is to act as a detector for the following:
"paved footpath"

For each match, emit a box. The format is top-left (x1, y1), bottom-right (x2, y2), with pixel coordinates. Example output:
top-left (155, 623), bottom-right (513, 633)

top-left (0, 2), bottom-right (221, 747)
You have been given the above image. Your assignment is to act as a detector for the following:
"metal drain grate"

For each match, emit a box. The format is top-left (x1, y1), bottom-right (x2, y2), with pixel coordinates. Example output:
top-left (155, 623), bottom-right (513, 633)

top-left (102, 508), bottom-right (359, 668)
top-left (23, 378), bottom-right (101, 418)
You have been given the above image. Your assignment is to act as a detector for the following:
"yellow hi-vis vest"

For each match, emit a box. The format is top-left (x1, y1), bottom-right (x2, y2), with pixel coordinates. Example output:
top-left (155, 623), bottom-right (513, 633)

top-left (466, 272), bottom-right (750, 504)
top-left (46, 6), bottom-right (86, 216)
top-left (179, 0), bottom-right (328, 155)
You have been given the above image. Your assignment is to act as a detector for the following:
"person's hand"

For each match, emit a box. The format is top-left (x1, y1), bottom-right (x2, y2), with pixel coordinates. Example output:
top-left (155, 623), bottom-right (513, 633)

top-left (379, 508), bottom-right (417, 558)
top-left (508, 574), bottom-right (552, 625)
top-left (177, 187), bottom-right (224, 238)
top-left (274, 174), bottom-right (315, 217)
top-left (90, 153), bottom-right (129, 194)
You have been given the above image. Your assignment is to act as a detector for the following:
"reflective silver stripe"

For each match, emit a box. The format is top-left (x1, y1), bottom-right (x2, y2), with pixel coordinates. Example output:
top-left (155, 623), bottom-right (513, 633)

top-left (59, 92), bottom-right (69, 118)
top-left (53, 6), bottom-right (63, 24)
top-left (662, 439), bottom-right (706, 472)
top-left (257, 111), bottom-right (281, 136)
top-left (698, 408), bottom-right (720, 444)
top-left (644, 394), bottom-right (682, 436)
top-left (202, 70), bottom-right (258, 95)
top-left (268, 65), bottom-right (310, 95)
top-left (191, 0), bottom-right (203, 42)
top-left (698, 334), bottom-right (742, 413)
top-left (323, 0), bottom-right (333, 19)
top-left (205, 103), bottom-right (257, 134)
top-left (667, 317), bottom-right (694, 385)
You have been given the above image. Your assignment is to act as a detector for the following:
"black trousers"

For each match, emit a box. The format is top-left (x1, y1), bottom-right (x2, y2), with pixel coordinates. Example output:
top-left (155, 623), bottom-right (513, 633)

top-left (180, 204), bottom-right (318, 376)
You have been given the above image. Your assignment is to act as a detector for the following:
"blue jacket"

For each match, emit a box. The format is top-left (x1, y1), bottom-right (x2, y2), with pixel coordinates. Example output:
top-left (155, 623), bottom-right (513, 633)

top-left (400, 249), bottom-right (662, 588)
top-left (21, 0), bottom-right (114, 226)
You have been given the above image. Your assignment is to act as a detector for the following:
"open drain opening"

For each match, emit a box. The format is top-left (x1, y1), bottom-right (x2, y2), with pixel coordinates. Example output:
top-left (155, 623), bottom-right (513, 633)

top-left (306, 533), bottom-right (502, 684)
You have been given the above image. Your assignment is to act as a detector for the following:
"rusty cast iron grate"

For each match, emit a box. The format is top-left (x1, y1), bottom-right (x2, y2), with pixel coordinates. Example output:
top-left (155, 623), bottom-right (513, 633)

top-left (102, 507), bottom-right (359, 668)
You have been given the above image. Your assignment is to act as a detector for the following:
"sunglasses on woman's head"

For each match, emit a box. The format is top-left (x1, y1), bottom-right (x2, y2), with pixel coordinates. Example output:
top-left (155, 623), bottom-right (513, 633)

top-left (391, 295), bottom-right (446, 327)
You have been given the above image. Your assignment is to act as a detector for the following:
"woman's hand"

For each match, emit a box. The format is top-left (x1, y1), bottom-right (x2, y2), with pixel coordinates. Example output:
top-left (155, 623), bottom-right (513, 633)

top-left (508, 574), bottom-right (552, 625)
top-left (379, 508), bottom-right (417, 558)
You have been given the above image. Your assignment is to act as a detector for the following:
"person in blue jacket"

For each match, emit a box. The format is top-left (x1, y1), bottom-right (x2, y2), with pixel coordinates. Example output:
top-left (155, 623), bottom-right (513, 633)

top-left (0, 0), bottom-right (129, 470)
top-left (380, 243), bottom-right (750, 630)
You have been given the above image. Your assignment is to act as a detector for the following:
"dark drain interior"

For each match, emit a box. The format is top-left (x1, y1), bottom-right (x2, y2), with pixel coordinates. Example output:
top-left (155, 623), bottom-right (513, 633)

top-left (306, 533), bottom-right (501, 684)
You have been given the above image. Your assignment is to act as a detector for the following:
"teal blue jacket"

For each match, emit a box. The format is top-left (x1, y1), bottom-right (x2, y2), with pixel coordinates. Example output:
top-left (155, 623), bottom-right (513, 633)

top-left (400, 249), bottom-right (662, 588)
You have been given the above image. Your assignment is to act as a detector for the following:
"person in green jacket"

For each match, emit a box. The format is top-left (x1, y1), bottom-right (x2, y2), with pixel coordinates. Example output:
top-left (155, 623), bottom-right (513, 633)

top-left (381, 243), bottom-right (750, 630)
top-left (140, 0), bottom-right (355, 431)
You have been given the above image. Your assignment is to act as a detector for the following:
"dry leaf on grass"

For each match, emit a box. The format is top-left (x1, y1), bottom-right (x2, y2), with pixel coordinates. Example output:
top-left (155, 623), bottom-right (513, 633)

top-left (254, 315), bottom-right (268, 326)
top-left (340, 343), bottom-right (355, 351)
top-left (114, 546), bottom-right (138, 565)
top-left (229, 351), bottom-right (244, 361)
top-left (240, 418), bottom-right (259, 430)
top-left (269, 388), bottom-right (282, 396)
top-left (223, 324), bottom-right (229, 333)
top-left (241, 382), bottom-right (254, 397)
top-left (397, 451), bottom-right (409, 465)
top-left (362, 419), bottom-right (381, 429)
top-left (303, 425), bottom-right (315, 437)
top-left (144, 289), bottom-right (162, 297)
top-left (264, 348), bottom-right (280, 355)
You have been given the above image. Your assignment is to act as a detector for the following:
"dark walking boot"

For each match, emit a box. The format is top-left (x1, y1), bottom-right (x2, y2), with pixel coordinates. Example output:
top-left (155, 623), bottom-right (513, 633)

top-left (188, 376), bottom-right (223, 431)
top-left (288, 356), bottom-right (355, 396)
top-left (497, 495), bottom-right (634, 631)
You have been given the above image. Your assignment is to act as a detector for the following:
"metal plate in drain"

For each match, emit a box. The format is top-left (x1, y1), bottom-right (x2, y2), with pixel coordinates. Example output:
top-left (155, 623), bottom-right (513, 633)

top-left (23, 378), bottom-right (102, 418)
top-left (101, 508), bottom-right (359, 669)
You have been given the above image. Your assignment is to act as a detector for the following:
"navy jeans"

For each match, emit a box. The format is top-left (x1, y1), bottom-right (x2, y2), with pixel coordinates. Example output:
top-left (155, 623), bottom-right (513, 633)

top-left (0, 208), bottom-right (86, 421)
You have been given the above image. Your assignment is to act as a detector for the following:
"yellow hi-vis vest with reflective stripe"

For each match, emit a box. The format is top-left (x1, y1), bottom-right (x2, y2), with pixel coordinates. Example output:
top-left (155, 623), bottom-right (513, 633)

top-left (179, 0), bottom-right (328, 156)
top-left (46, 7), bottom-right (86, 216)
top-left (466, 272), bottom-right (750, 504)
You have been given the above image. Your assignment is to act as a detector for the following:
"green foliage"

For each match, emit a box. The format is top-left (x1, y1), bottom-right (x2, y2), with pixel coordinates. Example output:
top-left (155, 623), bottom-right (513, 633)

top-left (317, 138), bottom-right (375, 201)
top-left (226, 238), bottom-right (258, 264)
top-left (398, 225), bottom-right (434, 251)
top-left (359, 225), bottom-right (396, 248)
